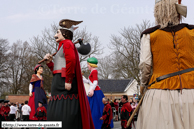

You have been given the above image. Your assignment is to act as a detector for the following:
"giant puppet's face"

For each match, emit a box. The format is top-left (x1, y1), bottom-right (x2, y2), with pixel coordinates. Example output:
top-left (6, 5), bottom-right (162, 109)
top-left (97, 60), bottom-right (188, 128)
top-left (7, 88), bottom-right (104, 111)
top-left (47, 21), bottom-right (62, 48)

top-left (87, 63), bottom-right (92, 71)
top-left (54, 29), bottom-right (65, 43)
top-left (37, 67), bottom-right (43, 74)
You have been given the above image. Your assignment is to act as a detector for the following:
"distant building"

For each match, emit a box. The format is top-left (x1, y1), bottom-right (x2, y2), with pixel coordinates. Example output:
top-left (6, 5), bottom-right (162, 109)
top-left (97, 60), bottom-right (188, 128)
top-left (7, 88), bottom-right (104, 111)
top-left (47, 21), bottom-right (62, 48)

top-left (83, 78), bottom-right (138, 101)
top-left (99, 79), bottom-right (138, 100)
top-left (6, 94), bottom-right (29, 104)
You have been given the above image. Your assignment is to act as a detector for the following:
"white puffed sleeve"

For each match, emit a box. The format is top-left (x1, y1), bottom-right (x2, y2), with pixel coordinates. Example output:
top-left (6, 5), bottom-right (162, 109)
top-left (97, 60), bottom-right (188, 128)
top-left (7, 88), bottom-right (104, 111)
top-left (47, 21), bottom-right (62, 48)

top-left (29, 84), bottom-right (33, 93)
top-left (139, 34), bottom-right (152, 87)
top-left (89, 80), bottom-right (98, 91)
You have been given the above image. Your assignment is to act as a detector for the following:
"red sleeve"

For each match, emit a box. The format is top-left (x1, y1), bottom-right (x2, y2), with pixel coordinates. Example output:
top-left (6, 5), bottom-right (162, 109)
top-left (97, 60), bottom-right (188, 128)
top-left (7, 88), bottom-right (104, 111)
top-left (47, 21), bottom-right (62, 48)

top-left (127, 103), bottom-right (133, 113)
top-left (63, 41), bottom-right (76, 83)
top-left (101, 106), bottom-right (107, 120)
top-left (46, 61), bottom-right (54, 72)
top-left (43, 107), bottom-right (47, 114)
top-left (1, 107), bottom-right (4, 112)
top-left (102, 114), bottom-right (107, 120)
top-left (102, 104), bottom-right (112, 122)
top-left (7, 107), bottom-right (10, 113)
top-left (92, 70), bottom-right (98, 81)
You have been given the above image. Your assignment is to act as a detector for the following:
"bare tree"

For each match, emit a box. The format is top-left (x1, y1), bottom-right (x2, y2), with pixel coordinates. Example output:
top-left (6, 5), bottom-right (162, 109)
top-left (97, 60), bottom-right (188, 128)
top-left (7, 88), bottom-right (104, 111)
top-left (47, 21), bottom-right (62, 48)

top-left (6, 41), bottom-right (33, 94)
top-left (109, 20), bottom-right (153, 84)
top-left (0, 38), bottom-right (9, 95)
top-left (98, 55), bottom-right (114, 79)
top-left (30, 24), bottom-right (57, 61)
top-left (0, 39), bottom-right (9, 73)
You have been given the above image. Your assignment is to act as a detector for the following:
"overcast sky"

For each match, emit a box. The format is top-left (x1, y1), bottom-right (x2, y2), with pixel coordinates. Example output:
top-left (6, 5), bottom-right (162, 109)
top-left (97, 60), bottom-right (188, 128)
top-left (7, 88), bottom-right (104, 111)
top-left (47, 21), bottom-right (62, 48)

top-left (0, 0), bottom-right (194, 56)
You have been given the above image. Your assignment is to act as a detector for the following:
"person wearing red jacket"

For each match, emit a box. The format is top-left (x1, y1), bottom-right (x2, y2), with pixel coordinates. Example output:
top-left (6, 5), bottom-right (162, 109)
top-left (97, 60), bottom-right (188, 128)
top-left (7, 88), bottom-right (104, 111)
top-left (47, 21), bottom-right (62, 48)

top-left (34, 101), bottom-right (47, 121)
top-left (120, 95), bottom-right (132, 129)
top-left (100, 97), bottom-right (113, 129)
top-left (1, 100), bottom-right (10, 121)
top-left (44, 19), bottom-right (94, 129)
top-left (0, 99), bottom-right (4, 129)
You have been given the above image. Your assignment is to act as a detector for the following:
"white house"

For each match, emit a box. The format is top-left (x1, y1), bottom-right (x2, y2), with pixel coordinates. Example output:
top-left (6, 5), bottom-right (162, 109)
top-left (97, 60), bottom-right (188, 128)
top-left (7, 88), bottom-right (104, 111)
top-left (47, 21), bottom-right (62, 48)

top-left (84, 78), bottom-right (138, 100)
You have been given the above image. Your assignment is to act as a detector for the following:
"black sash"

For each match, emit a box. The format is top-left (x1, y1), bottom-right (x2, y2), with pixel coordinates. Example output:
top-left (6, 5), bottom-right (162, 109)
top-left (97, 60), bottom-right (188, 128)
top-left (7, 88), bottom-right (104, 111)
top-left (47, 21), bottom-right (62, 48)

top-left (148, 68), bottom-right (194, 87)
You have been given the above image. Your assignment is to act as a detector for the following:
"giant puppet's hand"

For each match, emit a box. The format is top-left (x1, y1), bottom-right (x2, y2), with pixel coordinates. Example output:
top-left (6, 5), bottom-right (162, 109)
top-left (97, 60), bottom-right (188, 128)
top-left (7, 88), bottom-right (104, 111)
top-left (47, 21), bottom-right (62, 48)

top-left (44, 53), bottom-right (53, 64)
top-left (65, 83), bottom-right (72, 91)
top-left (29, 93), bottom-right (33, 97)
top-left (88, 90), bottom-right (94, 97)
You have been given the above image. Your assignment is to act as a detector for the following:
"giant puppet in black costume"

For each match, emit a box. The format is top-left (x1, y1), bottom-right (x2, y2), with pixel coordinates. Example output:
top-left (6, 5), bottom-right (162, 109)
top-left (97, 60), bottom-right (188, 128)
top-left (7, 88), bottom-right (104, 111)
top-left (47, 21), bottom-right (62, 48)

top-left (44, 19), bottom-right (94, 129)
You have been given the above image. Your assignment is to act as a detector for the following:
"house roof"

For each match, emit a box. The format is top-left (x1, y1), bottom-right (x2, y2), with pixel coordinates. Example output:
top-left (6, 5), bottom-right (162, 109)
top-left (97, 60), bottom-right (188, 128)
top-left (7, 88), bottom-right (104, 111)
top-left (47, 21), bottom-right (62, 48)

top-left (99, 79), bottom-right (133, 93)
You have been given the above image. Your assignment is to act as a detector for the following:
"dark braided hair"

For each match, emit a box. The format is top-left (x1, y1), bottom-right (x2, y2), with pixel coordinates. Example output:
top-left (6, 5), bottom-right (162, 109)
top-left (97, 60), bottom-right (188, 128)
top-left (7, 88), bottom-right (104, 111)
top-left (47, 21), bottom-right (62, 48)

top-left (60, 29), bottom-right (73, 40)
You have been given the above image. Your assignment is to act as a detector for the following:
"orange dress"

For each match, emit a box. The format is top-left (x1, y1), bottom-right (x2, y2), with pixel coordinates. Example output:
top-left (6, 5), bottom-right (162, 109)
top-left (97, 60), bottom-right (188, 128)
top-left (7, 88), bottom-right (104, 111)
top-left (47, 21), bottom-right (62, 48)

top-left (148, 27), bottom-right (194, 90)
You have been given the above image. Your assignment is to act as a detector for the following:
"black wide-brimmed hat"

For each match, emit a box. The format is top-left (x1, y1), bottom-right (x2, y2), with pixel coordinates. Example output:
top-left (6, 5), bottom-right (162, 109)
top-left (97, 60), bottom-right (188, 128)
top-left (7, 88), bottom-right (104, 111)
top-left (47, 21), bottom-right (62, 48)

top-left (4, 100), bottom-right (9, 103)
top-left (38, 100), bottom-right (43, 104)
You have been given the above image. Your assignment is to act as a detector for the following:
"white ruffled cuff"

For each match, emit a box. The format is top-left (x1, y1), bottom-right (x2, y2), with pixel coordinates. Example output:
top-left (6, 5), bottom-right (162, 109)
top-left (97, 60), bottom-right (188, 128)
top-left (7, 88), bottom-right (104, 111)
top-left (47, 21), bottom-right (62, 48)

top-left (29, 84), bottom-right (33, 93)
top-left (89, 80), bottom-right (98, 91)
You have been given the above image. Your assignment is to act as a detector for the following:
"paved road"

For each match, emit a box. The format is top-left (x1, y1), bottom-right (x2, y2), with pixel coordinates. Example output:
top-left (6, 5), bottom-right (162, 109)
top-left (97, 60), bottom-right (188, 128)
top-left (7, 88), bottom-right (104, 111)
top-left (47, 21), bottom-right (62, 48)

top-left (113, 121), bottom-right (137, 129)
top-left (10, 121), bottom-right (137, 129)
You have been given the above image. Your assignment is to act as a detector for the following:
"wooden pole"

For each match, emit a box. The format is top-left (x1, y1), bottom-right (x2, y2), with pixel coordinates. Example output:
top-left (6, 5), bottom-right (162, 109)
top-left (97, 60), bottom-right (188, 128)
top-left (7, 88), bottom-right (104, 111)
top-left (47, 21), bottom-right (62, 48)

top-left (126, 90), bottom-right (147, 127)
